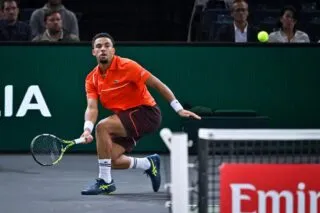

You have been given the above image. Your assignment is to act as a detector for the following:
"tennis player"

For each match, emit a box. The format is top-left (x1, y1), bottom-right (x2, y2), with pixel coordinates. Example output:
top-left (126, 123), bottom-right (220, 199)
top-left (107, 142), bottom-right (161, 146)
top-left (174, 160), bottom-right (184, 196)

top-left (80, 33), bottom-right (201, 195)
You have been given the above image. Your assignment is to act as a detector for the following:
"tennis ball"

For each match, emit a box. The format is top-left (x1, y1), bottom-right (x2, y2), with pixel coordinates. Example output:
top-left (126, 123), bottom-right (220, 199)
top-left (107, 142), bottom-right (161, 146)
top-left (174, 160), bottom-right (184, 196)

top-left (257, 31), bottom-right (269, 42)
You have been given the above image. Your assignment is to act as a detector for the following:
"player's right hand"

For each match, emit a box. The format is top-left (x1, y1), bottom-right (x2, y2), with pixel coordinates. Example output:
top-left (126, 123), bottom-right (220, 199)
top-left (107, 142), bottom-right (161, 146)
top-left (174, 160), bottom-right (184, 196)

top-left (81, 130), bottom-right (94, 144)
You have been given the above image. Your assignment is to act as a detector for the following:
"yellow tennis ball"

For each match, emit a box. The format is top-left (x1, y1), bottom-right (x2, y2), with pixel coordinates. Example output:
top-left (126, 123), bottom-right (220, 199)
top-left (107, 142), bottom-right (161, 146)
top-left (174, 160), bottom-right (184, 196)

top-left (257, 31), bottom-right (269, 42)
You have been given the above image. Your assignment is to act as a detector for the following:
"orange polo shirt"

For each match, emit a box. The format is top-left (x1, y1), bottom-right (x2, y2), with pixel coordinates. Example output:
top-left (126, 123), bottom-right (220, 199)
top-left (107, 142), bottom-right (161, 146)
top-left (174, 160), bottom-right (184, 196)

top-left (85, 55), bottom-right (156, 112)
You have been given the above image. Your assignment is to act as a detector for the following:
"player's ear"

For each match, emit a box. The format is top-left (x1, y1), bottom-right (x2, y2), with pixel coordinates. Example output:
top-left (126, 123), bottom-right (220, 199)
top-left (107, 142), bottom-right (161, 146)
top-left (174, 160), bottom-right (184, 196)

top-left (92, 49), bottom-right (96, 56)
top-left (112, 47), bottom-right (116, 55)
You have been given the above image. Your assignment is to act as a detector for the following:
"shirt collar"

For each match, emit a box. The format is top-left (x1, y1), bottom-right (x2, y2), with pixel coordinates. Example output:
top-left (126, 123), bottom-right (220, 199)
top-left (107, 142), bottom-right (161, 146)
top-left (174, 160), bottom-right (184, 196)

top-left (279, 29), bottom-right (297, 38)
top-left (234, 22), bottom-right (248, 33)
top-left (109, 55), bottom-right (118, 70)
top-left (97, 55), bottom-right (118, 75)
top-left (45, 29), bottom-right (63, 40)
top-left (1, 19), bottom-right (17, 26)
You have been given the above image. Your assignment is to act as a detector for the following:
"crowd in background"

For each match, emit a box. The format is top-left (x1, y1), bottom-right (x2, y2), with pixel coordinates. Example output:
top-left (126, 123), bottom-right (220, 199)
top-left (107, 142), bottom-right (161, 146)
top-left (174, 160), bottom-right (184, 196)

top-left (0, 0), bottom-right (319, 43)
top-left (192, 0), bottom-right (320, 42)
top-left (209, 0), bottom-right (311, 42)
top-left (0, 0), bottom-right (79, 42)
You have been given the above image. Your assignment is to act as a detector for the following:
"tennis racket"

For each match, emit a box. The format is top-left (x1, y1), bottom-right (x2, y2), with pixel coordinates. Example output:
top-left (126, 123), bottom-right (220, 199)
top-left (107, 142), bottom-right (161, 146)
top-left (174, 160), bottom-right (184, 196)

top-left (30, 134), bottom-right (86, 166)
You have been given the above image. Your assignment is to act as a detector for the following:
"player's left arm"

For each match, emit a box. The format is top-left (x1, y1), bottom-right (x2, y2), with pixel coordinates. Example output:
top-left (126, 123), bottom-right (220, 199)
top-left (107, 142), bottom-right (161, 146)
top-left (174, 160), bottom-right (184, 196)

top-left (146, 74), bottom-right (201, 120)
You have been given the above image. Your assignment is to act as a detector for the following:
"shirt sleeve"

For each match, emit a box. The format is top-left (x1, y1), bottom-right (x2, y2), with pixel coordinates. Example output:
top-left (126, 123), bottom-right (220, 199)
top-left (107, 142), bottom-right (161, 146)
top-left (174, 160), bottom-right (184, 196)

top-left (127, 60), bottom-right (151, 85)
top-left (85, 74), bottom-right (98, 99)
top-left (69, 12), bottom-right (79, 36)
top-left (268, 32), bottom-right (277, 43)
top-left (303, 33), bottom-right (310, 43)
top-left (29, 9), bottom-right (41, 38)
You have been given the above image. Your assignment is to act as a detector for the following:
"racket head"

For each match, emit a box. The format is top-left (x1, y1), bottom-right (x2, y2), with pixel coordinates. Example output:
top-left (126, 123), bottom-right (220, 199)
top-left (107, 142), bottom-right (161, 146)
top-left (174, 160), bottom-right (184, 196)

top-left (30, 134), bottom-right (65, 166)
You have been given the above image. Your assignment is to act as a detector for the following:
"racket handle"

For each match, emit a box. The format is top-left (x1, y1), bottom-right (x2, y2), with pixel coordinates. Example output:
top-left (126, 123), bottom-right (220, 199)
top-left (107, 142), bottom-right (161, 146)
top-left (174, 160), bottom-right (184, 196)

top-left (74, 137), bottom-right (87, 144)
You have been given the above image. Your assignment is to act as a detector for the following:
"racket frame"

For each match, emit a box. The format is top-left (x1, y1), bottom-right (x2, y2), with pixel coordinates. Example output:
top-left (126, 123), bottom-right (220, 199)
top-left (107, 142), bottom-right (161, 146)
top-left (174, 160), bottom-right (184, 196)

top-left (30, 134), bottom-right (85, 166)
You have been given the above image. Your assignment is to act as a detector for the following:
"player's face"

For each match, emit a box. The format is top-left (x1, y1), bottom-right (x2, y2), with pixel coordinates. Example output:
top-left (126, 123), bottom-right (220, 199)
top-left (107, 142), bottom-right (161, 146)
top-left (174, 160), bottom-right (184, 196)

top-left (280, 10), bottom-right (296, 30)
top-left (232, 2), bottom-right (248, 23)
top-left (3, 1), bottom-right (19, 22)
top-left (92, 37), bottom-right (115, 64)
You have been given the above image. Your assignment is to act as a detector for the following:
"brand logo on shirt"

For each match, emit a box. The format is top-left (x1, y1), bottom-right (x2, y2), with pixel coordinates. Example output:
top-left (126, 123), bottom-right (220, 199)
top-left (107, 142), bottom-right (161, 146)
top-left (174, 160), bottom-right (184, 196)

top-left (113, 80), bottom-right (119, 84)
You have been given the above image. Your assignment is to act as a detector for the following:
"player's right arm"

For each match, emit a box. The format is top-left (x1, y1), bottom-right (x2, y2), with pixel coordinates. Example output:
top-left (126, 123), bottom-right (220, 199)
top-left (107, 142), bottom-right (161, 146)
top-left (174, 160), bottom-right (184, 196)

top-left (81, 72), bottom-right (99, 143)
top-left (81, 98), bottom-right (98, 143)
top-left (84, 98), bottom-right (99, 128)
top-left (81, 99), bottom-right (98, 143)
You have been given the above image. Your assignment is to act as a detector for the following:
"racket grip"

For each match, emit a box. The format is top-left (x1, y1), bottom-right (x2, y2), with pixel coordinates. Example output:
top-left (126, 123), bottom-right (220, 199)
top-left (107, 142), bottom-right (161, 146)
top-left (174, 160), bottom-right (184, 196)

top-left (74, 137), bottom-right (86, 144)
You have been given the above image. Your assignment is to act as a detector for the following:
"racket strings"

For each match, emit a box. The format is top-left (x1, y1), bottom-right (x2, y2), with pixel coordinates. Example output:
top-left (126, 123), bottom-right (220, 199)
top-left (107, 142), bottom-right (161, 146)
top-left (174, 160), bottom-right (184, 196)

top-left (31, 135), bottom-right (62, 165)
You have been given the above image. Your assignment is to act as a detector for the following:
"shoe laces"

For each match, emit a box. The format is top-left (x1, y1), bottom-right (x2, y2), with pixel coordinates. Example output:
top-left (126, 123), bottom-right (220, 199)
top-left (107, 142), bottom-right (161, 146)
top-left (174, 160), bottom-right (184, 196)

top-left (95, 179), bottom-right (111, 190)
top-left (144, 159), bottom-right (157, 177)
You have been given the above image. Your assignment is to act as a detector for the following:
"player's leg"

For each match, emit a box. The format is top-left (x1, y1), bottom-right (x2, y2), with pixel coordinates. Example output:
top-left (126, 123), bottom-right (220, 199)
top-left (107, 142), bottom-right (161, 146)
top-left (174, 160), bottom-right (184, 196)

top-left (81, 105), bottom-right (162, 195)
top-left (81, 114), bottom-right (127, 195)
top-left (109, 138), bottom-right (151, 170)
top-left (111, 137), bottom-right (162, 192)
top-left (111, 142), bottom-right (151, 170)
top-left (113, 105), bottom-right (162, 192)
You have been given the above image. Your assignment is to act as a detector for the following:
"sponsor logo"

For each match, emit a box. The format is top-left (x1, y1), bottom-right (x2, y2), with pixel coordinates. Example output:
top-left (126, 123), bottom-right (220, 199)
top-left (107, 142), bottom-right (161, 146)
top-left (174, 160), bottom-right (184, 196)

top-left (1, 85), bottom-right (51, 117)
top-left (220, 164), bottom-right (320, 213)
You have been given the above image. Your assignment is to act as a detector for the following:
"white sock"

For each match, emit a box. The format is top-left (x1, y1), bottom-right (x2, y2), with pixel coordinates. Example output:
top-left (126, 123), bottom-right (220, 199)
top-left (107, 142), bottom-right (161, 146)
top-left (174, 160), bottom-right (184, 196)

top-left (98, 159), bottom-right (112, 183)
top-left (129, 157), bottom-right (151, 170)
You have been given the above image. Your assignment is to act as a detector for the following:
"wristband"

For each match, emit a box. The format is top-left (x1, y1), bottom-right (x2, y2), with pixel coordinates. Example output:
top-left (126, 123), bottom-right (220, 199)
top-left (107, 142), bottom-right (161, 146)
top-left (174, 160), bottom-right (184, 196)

top-left (84, 120), bottom-right (94, 133)
top-left (170, 99), bottom-right (183, 112)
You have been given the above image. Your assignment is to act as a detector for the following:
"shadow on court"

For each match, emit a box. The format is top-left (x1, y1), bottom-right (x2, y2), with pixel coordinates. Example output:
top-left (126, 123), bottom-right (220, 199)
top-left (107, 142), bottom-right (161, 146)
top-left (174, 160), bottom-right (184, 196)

top-left (0, 154), bottom-right (170, 213)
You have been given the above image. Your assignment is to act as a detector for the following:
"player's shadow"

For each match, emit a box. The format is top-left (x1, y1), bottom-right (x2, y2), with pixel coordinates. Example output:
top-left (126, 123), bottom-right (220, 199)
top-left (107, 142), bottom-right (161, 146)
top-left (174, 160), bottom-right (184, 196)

top-left (0, 165), bottom-right (40, 174)
top-left (113, 192), bottom-right (168, 202)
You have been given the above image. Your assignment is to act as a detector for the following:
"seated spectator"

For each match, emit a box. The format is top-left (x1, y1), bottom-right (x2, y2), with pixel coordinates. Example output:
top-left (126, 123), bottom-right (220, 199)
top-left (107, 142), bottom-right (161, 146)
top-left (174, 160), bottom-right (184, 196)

top-left (214, 0), bottom-right (259, 42)
top-left (32, 10), bottom-right (79, 42)
top-left (269, 5), bottom-right (310, 43)
top-left (29, 0), bottom-right (78, 39)
top-left (0, 0), bottom-right (31, 41)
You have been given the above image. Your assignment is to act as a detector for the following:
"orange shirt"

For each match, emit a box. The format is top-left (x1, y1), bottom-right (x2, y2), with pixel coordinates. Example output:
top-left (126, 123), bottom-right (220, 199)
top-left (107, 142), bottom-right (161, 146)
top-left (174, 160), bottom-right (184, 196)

top-left (85, 55), bottom-right (156, 112)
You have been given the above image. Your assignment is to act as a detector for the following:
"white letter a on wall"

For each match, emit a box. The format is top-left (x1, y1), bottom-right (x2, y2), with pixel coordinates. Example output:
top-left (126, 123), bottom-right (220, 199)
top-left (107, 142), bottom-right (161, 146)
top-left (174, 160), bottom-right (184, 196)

top-left (16, 85), bottom-right (51, 117)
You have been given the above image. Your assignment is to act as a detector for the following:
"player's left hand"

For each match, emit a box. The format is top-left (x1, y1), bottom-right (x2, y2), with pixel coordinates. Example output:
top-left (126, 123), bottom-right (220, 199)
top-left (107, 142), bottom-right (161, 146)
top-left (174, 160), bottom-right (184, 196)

top-left (178, 109), bottom-right (201, 120)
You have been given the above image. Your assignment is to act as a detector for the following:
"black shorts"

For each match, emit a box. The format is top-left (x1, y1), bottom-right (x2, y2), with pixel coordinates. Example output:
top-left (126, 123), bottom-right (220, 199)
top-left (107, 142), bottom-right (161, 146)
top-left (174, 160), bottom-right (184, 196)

top-left (112, 105), bottom-right (162, 152)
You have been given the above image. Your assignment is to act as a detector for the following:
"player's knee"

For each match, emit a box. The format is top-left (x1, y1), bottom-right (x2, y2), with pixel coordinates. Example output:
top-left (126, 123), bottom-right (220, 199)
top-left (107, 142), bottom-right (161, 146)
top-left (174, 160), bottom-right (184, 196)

top-left (95, 121), bottom-right (105, 135)
top-left (95, 119), bottom-right (112, 135)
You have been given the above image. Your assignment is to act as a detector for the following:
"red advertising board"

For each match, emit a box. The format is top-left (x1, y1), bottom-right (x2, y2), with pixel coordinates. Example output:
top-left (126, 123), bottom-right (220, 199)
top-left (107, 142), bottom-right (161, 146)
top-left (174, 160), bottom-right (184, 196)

top-left (220, 164), bottom-right (320, 213)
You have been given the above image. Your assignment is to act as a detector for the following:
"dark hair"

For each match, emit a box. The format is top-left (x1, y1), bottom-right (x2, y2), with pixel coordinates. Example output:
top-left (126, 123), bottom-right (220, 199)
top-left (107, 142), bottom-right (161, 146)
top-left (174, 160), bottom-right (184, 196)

top-left (277, 5), bottom-right (298, 31)
top-left (280, 5), bottom-right (298, 20)
top-left (232, 0), bottom-right (247, 4)
top-left (44, 9), bottom-right (60, 22)
top-left (1, 0), bottom-right (18, 10)
top-left (91, 33), bottom-right (115, 48)
top-left (231, 0), bottom-right (248, 12)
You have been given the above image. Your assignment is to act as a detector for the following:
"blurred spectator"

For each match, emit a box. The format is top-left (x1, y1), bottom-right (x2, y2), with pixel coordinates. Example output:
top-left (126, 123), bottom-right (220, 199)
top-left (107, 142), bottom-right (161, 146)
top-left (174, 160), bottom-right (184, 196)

top-left (0, 9), bottom-right (3, 20)
top-left (29, 0), bottom-right (78, 39)
top-left (269, 5), bottom-right (310, 43)
top-left (0, 0), bottom-right (31, 41)
top-left (32, 10), bottom-right (79, 42)
top-left (214, 0), bottom-right (259, 42)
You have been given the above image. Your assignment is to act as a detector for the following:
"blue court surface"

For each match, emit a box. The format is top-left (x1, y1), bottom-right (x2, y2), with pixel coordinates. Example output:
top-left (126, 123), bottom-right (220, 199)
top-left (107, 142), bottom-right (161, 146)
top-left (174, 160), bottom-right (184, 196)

top-left (0, 154), bottom-right (170, 213)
